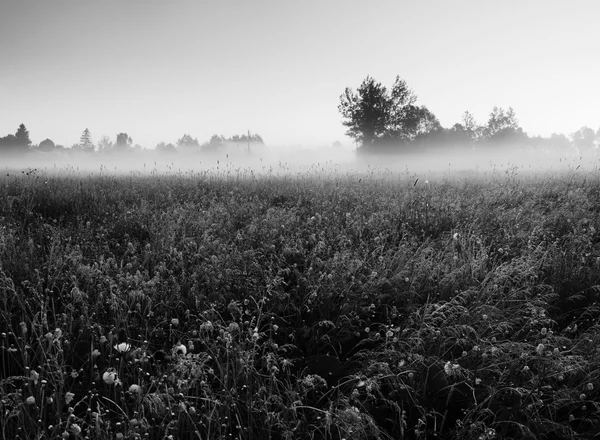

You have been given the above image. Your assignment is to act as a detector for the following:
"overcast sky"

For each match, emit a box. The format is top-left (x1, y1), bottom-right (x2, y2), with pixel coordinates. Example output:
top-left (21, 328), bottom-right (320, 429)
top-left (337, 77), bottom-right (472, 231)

top-left (1, 0), bottom-right (598, 148)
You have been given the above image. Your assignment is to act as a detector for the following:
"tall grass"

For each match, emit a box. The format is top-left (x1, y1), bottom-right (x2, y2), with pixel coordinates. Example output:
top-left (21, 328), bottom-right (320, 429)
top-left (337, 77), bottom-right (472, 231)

top-left (0, 164), bottom-right (599, 439)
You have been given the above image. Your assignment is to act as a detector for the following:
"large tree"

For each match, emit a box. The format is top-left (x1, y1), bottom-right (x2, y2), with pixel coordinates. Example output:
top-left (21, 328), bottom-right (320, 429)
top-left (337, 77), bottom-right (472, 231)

top-left (339, 75), bottom-right (424, 150)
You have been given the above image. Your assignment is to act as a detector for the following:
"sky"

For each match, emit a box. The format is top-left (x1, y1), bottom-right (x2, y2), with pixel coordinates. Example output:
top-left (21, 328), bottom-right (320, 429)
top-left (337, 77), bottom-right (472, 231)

top-left (1, 0), bottom-right (598, 149)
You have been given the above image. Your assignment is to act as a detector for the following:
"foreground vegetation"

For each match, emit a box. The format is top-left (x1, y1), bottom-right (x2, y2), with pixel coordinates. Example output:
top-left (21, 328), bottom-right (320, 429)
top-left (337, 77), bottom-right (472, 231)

top-left (1, 164), bottom-right (600, 440)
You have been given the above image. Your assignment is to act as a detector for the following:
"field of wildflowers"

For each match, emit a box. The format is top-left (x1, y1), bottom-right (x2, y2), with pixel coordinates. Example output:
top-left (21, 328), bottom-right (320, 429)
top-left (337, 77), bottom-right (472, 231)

top-left (1, 163), bottom-right (599, 439)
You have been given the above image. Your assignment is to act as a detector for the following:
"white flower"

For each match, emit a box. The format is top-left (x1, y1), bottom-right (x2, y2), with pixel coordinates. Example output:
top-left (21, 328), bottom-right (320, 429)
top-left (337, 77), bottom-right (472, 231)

top-left (102, 369), bottom-right (117, 385)
top-left (69, 424), bottom-right (81, 435)
top-left (444, 361), bottom-right (453, 376)
top-left (129, 384), bottom-right (142, 394)
top-left (536, 343), bottom-right (545, 356)
top-left (114, 342), bottom-right (131, 353)
top-left (26, 396), bottom-right (36, 405)
top-left (65, 392), bottom-right (75, 404)
top-left (173, 342), bottom-right (187, 356)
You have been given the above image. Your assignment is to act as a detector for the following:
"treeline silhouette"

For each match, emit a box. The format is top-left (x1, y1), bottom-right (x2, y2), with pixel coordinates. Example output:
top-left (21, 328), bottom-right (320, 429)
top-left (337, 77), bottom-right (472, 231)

top-left (0, 127), bottom-right (264, 157)
top-left (1, 74), bottom-right (598, 159)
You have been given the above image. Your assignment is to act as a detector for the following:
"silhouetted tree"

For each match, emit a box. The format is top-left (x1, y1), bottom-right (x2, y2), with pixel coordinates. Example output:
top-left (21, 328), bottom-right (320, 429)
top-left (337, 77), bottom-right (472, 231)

top-left (202, 134), bottom-right (226, 152)
top-left (114, 133), bottom-right (132, 151)
top-left (0, 123), bottom-right (31, 154)
top-left (38, 138), bottom-right (56, 152)
top-left (571, 126), bottom-right (596, 153)
top-left (177, 134), bottom-right (200, 149)
top-left (97, 135), bottom-right (113, 152)
top-left (15, 123), bottom-right (32, 148)
top-left (78, 128), bottom-right (94, 152)
top-left (339, 76), bottom-right (431, 152)
top-left (156, 141), bottom-right (177, 153)
top-left (481, 106), bottom-right (526, 144)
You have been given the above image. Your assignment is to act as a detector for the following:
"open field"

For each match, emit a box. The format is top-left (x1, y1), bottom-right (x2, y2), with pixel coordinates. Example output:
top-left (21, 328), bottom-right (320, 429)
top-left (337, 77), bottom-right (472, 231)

top-left (1, 163), bottom-right (600, 439)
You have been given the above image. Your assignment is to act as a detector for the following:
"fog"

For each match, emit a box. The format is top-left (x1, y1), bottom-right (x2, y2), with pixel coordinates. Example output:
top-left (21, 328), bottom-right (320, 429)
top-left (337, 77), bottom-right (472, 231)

top-left (1, 142), bottom-right (598, 180)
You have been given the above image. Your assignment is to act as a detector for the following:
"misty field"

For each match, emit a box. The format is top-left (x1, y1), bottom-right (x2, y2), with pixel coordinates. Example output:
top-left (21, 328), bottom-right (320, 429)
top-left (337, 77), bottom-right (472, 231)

top-left (1, 164), bottom-right (600, 440)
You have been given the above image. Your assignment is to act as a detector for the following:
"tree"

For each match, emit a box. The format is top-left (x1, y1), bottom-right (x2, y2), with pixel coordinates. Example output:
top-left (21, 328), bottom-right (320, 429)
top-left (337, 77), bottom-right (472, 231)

top-left (38, 139), bottom-right (56, 151)
top-left (97, 135), bottom-right (113, 152)
top-left (338, 75), bottom-right (420, 151)
top-left (482, 106), bottom-right (525, 143)
top-left (0, 124), bottom-right (31, 154)
top-left (571, 126), bottom-right (596, 153)
top-left (78, 128), bottom-right (94, 152)
top-left (156, 141), bottom-right (177, 153)
top-left (15, 123), bottom-right (32, 148)
top-left (176, 134), bottom-right (200, 149)
top-left (115, 133), bottom-right (132, 151)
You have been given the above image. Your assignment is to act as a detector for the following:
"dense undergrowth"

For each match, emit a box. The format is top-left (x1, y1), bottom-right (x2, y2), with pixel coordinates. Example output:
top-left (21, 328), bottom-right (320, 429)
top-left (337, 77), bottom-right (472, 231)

top-left (1, 164), bottom-right (600, 439)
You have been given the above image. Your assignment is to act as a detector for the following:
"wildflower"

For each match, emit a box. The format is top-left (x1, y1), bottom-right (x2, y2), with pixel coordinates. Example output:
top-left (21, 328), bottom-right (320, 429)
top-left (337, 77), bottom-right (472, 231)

top-left (92, 349), bottom-right (101, 358)
top-left (386, 330), bottom-right (393, 338)
top-left (189, 406), bottom-right (196, 415)
top-left (99, 335), bottom-right (107, 344)
top-left (408, 372), bottom-right (414, 380)
top-left (30, 369), bottom-right (39, 383)
top-left (553, 348), bottom-right (560, 355)
top-left (102, 369), bottom-right (117, 385)
top-left (444, 361), bottom-right (453, 376)
top-left (540, 327), bottom-right (547, 336)
top-left (453, 233), bottom-right (459, 240)
top-left (65, 392), bottom-right (75, 404)
top-left (522, 365), bottom-right (530, 373)
top-left (172, 342), bottom-right (187, 356)
top-left (128, 384), bottom-right (142, 394)
top-left (69, 424), bottom-right (81, 435)
top-left (472, 345), bottom-right (480, 352)
top-left (171, 318), bottom-right (179, 326)
top-left (587, 383), bottom-right (594, 391)
top-left (482, 314), bottom-right (488, 320)
top-left (364, 327), bottom-right (370, 334)
top-left (536, 343), bottom-right (545, 356)
top-left (114, 342), bottom-right (131, 353)
top-left (272, 324), bottom-right (279, 332)
top-left (569, 414), bottom-right (575, 422)
top-left (462, 351), bottom-right (468, 357)
top-left (26, 396), bottom-right (36, 405)
top-left (475, 378), bottom-right (482, 385)
top-left (558, 374), bottom-right (564, 381)
top-left (580, 393), bottom-right (586, 400)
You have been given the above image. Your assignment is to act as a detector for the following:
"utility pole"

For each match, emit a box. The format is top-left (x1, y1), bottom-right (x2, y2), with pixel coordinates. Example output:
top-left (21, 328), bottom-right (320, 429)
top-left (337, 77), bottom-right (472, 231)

top-left (247, 129), bottom-right (250, 152)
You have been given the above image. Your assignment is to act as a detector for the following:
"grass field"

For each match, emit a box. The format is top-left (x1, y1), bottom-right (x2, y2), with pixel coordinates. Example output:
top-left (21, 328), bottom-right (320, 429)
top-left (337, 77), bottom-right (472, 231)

top-left (1, 162), bottom-right (600, 439)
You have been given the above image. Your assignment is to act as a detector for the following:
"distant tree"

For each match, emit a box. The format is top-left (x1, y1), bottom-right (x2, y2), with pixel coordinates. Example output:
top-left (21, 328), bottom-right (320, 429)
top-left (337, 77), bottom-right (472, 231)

top-left (202, 134), bottom-right (226, 152)
top-left (482, 107), bottom-right (524, 140)
top-left (549, 133), bottom-right (571, 151)
top-left (97, 135), bottom-right (113, 152)
top-left (115, 133), bottom-right (132, 151)
top-left (461, 110), bottom-right (480, 141)
top-left (0, 123), bottom-right (31, 154)
top-left (156, 141), bottom-right (177, 153)
top-left (38, 138), bottom-right (56, 152)
top-left (15, 123), bottom-right (32, 148)
top-left (177, 134), bottom-right (200, 149)
top-left (571, 126), bottom-right (596, 153)
top-left (78, 128), bottom-right (94, 152)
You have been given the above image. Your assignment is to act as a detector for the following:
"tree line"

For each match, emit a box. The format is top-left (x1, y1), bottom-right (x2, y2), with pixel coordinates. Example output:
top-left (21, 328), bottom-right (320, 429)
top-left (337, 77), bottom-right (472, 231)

top-left (0, 127), bottom-right (264, 156)
top-left (339, 75), bottom-right (599, 156)
top-left (1, 74), bottom-right (598, 157)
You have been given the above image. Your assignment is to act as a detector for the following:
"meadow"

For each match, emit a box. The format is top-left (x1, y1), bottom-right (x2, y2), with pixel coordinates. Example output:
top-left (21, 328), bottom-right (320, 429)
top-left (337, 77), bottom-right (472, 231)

top-left (1, 161), bottom-right (599, 440)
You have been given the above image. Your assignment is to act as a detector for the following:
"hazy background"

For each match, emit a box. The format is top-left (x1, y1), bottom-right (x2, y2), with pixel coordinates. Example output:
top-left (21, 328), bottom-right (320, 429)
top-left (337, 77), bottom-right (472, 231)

top-left (1, 0), bottom-right (599, 149)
